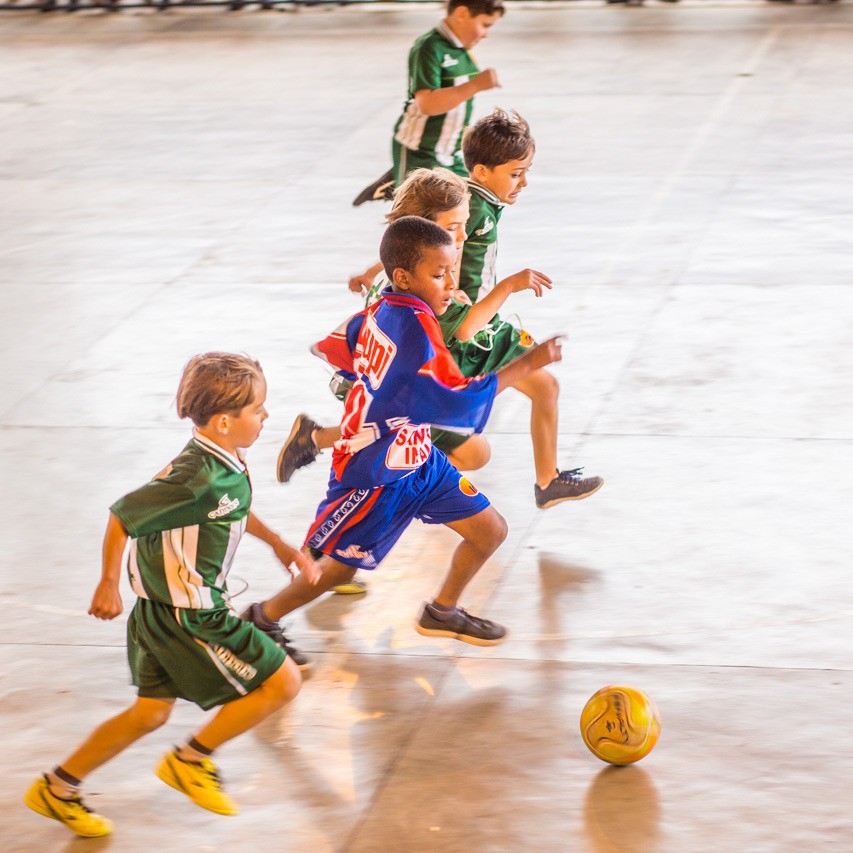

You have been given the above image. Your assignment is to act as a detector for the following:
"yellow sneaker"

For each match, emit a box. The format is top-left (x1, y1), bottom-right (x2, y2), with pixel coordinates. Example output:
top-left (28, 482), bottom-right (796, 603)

top-left (24, 775), bottom-right (113, 838)
top-left (155, 752), bottom-right (238, 816)
top-left (332, 579), bottom-right (368, 595)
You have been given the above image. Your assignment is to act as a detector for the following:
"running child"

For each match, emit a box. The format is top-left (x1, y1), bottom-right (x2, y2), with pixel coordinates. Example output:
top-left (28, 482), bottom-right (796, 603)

top-left (243, 217), bottom-right (562, 647)
top-left (24, 353), bottom-right (320, 838)
top-left (289, 148), bottom-right (603, 507)
top-left (353, 0), bottom-right (504, 205)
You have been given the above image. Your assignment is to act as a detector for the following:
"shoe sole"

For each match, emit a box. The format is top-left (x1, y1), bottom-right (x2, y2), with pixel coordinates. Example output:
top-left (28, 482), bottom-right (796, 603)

top-left (275, 414), bottom-right (307, 483)
top-left (332, 582), bottom-right (368, 595)
top-left (536, 480), bottom-right (603, 510)
top-left (24, 787), bottom-right (113, 838)
top-left (415, 623), bottom-right (506, 647)
top-left (155, 760), bottom-right (237, 816)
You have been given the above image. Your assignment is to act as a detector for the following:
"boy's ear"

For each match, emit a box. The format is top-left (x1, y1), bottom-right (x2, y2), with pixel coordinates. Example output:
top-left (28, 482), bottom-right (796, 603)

top-left (210, 413), bottom-right (230, 435)
top-left (470, 163), bottom-right (490, 183)
top-left (391, 267), bottom-right (410, 290)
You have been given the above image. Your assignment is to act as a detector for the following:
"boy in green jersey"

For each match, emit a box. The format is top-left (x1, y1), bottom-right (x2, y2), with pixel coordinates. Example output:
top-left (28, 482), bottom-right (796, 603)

top-left (434, 108), bottom-right (604, 507)
top-left (353, 0), bottom-right (504, 206)
top-left (24, 353), bottom-right (320, 838)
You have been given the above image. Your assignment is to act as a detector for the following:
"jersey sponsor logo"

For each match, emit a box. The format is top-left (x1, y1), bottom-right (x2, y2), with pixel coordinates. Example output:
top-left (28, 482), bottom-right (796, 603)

top-left (386, 424), bottom-right (432, 470)
top-left (475, 217), bottom-right (495, 237)
top-left (208, 493), bottom-right (240, 520)
top-left (210, 643), bottom-right (257, 680)
top-left (459, 476), bottom-right (479, 497)
top-left (355, 313), bottom-right (397, 390)
top-left (334, 544), bottom-right (375, 568)
top-left (441, 53), bottom-right (459, 68)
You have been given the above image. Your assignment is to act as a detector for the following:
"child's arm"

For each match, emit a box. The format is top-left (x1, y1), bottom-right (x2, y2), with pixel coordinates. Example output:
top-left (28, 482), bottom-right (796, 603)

top-left (88, 512), bottom-right (128, 621)
top-left (453, 268), bottom-right (553, 341)
top-left (494, 336), bottom-right (563, 393)
top-left (414, 69), bottom-right (499, 116)
top-left (246, 511), bottom-right (321, 585)
top-left (348, 261), bottom-right (384, 295)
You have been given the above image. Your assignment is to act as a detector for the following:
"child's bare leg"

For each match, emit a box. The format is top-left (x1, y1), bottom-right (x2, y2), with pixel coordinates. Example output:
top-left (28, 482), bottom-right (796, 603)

top-left (60, 697), bottom-right (174, 781)
top-left (192, 658), bottom-right (301, 751)
top-left (444, 435), bottom-right (492, 472)
top-left (262, 555), bottom-right (356, 621)
top-left (511, 367), bottom-right (559, 488)
top-left (313, 425), bottom-right (341, 451)
top-left (435, 506), bottom-right (508, 606)
top-left (416, 507), bottom-right (508, 645)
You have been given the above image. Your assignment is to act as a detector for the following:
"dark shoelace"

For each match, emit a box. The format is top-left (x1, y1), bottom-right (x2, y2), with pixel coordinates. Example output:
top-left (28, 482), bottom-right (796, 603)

top-left (557, 468), bottom-right (586, 481)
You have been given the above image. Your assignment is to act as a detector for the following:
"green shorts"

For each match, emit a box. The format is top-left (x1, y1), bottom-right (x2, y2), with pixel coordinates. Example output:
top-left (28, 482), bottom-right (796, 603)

top-left (127, 598), bottom-right (286, 711)
top-left (392, 138), bottom-right (467, 185)
top-left (430, 426), bottom-right (470, 452)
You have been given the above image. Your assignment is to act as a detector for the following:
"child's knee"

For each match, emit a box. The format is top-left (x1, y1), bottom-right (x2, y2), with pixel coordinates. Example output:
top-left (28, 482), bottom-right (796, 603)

top-left (267, 658), bottom-right (302, 706)
top-left (534, 368), bottom-right (560, 403)
top-left (480, 509), bottom-right (508, 552)
top-left (128, 698), bottom-right (173, 733)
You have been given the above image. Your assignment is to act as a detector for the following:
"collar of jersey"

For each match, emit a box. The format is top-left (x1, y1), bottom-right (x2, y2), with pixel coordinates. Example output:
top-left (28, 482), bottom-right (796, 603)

top-left (380, 288), bottom-right (435, 317)
top-left (436, 21), bottom-right (464, 49)
top-left (192, 429), bottom-right (247, 473)
top-left (467, 179), bottom-right (504, 208)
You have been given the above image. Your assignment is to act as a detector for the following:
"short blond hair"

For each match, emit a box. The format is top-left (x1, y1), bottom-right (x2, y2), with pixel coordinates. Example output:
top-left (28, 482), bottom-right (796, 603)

top-left (387, 168), bottom-right (470, 224)
top-left (176, 352), bottom-right (263, 427)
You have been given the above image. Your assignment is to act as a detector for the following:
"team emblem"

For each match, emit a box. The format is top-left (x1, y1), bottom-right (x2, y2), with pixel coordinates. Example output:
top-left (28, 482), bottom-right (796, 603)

top-left (459, 477), bottom-right (479, 497)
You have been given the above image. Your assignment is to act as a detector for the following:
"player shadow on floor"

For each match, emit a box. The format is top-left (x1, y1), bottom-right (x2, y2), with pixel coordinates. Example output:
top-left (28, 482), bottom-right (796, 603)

top-left (583, 765), bottom-right (661, 852)
top-left (537, 552), bottom-right (601, 648)
top-left (249, 643), bottom-right (457, 825)
top-left (58, 831), bottom-right (115, 853)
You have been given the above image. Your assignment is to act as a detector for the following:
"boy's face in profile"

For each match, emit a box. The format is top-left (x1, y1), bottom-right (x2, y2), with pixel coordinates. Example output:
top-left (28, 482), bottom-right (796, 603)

top-left (209, 376), bottom-right (269, 454)
top-left (473, 148), bottom-right (534, 205)
top-left (392, 243), bottom-right (458, 316)
top-left (451, 8), bottom-right (502, 49)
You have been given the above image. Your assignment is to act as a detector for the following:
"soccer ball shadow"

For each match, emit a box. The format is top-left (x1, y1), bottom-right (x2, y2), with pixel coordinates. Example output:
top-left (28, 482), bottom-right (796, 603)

top-left (583, 764), bottom-right (662, 853)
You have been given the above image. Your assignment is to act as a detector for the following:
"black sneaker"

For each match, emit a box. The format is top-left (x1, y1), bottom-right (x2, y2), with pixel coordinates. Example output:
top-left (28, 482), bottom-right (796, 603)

top-left (352, 168), bottom-right (396, 207)
top-left (534, 468), bottom-right (604, 509)
top-left (415, 603), bottom-right (507, 647)
top-left (241, 602), bottom-right (313, 671)
top-left (276, 414), bottom-right (320, 484)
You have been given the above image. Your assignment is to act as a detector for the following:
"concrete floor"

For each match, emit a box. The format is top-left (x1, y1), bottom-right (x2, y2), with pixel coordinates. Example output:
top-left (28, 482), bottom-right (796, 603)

top-left (2, 3), bottom-right (853, 851)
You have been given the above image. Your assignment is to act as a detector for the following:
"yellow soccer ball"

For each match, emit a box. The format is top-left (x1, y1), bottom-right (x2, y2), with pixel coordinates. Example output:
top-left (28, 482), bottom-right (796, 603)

top-left (580, 685), bottom-right (661, 765)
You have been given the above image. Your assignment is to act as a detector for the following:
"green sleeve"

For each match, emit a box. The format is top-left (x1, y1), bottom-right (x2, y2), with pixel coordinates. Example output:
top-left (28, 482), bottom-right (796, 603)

top-left (437, 300), bottom-right (471, 345)
top-left (458, 208), bottom-right (488, 302)
top-left (111, 464), bottom-right (208, 538)
top-left (410, 39), bottom-right (443, 93)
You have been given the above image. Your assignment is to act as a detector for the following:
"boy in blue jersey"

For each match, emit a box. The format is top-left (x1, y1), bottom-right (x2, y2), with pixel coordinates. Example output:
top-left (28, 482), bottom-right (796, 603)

top-left (24, 353), bottom-right (320, 838)
top-left (243, 217), bottom-right (562, 647)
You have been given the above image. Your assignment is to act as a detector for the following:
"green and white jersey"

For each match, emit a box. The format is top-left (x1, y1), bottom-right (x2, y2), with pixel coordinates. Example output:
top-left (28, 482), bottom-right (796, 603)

top-left (110, 432), bottom-right (252, 611)
top-left (393, 22), bottom-right (479, 169)
top-left (458, 180), bottom-right (504, 303)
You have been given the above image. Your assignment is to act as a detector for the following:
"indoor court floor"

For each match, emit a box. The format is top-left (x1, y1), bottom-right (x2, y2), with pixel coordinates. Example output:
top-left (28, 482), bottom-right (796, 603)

top-left (2, 2), bottom-right (852, 850)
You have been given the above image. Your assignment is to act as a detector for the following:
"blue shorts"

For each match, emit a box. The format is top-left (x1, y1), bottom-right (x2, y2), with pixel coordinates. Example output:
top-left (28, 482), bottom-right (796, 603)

top-left (304, 449), bottom-right (490, 571)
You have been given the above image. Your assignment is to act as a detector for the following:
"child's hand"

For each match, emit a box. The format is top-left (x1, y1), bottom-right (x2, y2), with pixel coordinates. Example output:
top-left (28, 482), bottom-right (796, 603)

top-left (474, 68), bottom-right (500, 93)
top-left (348, 272), bottom-right (373, 295)
top-left (451, 288), bottom-right (472, 305)
top-left (88, 580), bottom-right (123, 620)
top-left (503, 269), bottom-right (553, 297)
top-left (272, 539), bottom-right (322, 585)
top-left (529, 336), bottom-right (563, 369)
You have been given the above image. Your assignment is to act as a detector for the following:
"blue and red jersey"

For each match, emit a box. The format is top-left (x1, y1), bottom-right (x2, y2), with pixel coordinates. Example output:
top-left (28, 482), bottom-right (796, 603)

top-left (312, 289), bottom-right (497, 488)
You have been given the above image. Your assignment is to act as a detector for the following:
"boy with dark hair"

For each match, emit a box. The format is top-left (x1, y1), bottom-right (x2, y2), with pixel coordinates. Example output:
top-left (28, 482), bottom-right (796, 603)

top-left (353, 0), bottom-right (505, 206)
top-left (243, 217), bottom-right (562, 647)
top-left (24, 353), bottom-right (319, 838)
